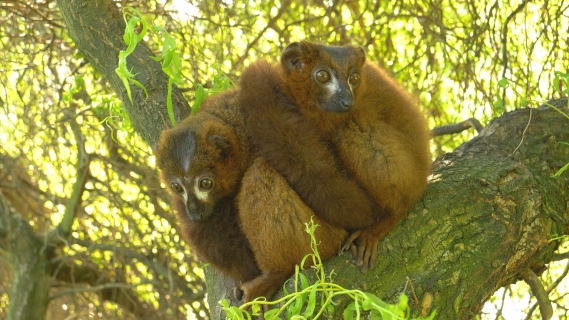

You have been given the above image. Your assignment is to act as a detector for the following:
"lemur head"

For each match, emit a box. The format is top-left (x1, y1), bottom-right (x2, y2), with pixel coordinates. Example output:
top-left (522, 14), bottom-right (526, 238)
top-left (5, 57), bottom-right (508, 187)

top-left (155, 92), bottom-right (246, 222)
top-left (280, 41), bottom-right (366, 114)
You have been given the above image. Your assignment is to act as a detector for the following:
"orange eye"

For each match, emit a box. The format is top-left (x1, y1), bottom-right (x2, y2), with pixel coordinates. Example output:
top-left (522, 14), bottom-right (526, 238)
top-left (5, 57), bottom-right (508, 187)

top-left (315, 70), bottom-right (330, 83)
top-left (349, 72), bottom-right (360, 86)
top-left (170, 182), bottom-right (184, 194)
top-left (199, 178), bottom-right (213, 190)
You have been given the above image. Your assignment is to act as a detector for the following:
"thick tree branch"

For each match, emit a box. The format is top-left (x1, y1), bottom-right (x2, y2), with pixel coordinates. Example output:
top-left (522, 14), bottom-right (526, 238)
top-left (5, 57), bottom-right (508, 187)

top-left (0, 195), bottom-right (50, 320)
top-left (205, 100), bottom-right (569, 319)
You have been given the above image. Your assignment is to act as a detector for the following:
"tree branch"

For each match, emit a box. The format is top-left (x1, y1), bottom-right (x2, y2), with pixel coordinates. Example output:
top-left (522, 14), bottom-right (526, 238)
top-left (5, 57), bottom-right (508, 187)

top-left (71, 238), bottom-right (205, 301)
top-left (0, 195), bottom-right (50, 320)
top-left (48, 256), bottom-right (161, 319)
top-left (431, 117), bottom-right (483, 137)
top-left (205, 100), bottom-right (569, 319)
top-left (56, 111), bottom-right (89, 236)
top-left (522, 269), bottom-right (553, 320)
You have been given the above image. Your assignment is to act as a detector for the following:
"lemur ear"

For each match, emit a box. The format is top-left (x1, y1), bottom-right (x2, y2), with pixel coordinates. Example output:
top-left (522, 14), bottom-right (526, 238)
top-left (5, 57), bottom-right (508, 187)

top-left (281, 42), bottom-right (305, 72)
top-left (358, 47), bottom-right (367, 65)
top-left (209, 134), bottom-right (232, 159)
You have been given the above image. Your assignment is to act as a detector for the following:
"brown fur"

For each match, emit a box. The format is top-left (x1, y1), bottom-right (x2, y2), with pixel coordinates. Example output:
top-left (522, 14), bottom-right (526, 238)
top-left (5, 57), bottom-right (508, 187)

top-left (155, 90), bottom-right (260, 283)
top-left (155, 89), bottom-right (347, 305)
top-left (238, 157), bottom-right (347, 303)
top-left (279, 41), bottom-right (432, 272)
top-left (238, 60), bottom-right (378, 231)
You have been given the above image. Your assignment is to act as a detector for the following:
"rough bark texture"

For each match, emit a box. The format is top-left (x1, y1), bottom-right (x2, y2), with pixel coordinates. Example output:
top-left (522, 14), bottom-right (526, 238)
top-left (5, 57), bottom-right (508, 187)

top-left (204, 100), bottom-right (569, 319)
top-left (56, 0), bottom-right (191, 147)
top-left (0, 198), bottom-right (50, 320)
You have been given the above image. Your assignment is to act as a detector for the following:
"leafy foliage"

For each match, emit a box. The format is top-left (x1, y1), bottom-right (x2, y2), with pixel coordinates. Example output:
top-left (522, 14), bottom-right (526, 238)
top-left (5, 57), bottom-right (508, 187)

top-left (221, 220), bottom-right (436, 320)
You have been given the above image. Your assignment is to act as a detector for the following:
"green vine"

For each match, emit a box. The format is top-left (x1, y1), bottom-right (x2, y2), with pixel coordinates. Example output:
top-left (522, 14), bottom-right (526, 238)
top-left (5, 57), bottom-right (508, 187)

top-left (221, 219), bottom-right (437, 320)
top-left (115, 7), bottom-right (184, 126)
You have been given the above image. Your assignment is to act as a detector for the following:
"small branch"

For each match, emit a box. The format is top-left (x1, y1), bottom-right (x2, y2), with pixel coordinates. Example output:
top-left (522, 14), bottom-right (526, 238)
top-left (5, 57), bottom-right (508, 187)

top-left (551, 252), bottom-right (569, 262)
top-left (500, 0), bottom-right (530, 79)
top-left (525, 261), bottom-right (569, 319)
top-left (521, 269), bottom-right (553, 320)
top-left (431, 118), bottom-right (483, 137)
top-left (232, 0), bottom-right (291, 70)
top-left (57, 111), bottom-right (90, 237)
top-left (48, 281), bottom-right (154, 301)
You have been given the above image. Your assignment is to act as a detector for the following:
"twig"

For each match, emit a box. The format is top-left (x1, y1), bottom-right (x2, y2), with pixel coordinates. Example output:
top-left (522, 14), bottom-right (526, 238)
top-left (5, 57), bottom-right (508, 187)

top-left (404, 276), bottom-right (420, 305)
top-left (431, 118), bottom-right (483, 138)
top-left (525, 261), bottom-right (569, 319)
top-left (511, 108), bottom-right (532, 156)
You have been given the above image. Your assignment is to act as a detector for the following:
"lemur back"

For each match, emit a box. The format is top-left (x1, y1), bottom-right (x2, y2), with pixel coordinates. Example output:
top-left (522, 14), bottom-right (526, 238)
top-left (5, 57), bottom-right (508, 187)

top-left (238, 59), bottom-right (378, 231)
top-left (278, 41), bottom-right (432, 273)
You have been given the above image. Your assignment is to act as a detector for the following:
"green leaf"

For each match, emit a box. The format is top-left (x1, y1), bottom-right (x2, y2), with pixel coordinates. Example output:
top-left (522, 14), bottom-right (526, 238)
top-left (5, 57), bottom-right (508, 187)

top-left (263, 309), bottom-right (279, 320)
top-left (287, 296), bottom-right (304, 319)
top-left (497, 78), bottom-right (509, 88)
top-left (250, 303), bottom-right (261, 317)
top-left (167, 78), bottom-right (177, 126)
top-left (370, 310), bottom-right (382, 320)
top-left (551, 162), bottom-right (569, 178)
top-left (303, 283), bottom-right (318, 318)
top-left (343, 302), bottom-right (357, 320)
top-left (299, 273), bottom-right (310, 290)
top-left (362, 292), bottom-right (389, 311)
top-left (520, 98), bottom-right (530, 107)
top-left (493, 94), bottom-right (504, 112)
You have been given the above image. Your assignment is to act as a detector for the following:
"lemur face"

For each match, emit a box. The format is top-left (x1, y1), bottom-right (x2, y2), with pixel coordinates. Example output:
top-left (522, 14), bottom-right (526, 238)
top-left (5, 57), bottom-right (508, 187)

top-left (156, 121), bottom-right (239, 222)
top-left (281, 41), bottom-right (366, 113)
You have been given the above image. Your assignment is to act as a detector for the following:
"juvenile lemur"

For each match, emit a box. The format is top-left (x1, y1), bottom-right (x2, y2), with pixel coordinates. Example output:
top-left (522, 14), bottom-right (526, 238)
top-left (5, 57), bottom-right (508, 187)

top-left (155, 90), bottom-right (261, 284)
top-left (155, 90), bottom-right (347, 305)
top-left (239, 41), bottom-right (431, 273)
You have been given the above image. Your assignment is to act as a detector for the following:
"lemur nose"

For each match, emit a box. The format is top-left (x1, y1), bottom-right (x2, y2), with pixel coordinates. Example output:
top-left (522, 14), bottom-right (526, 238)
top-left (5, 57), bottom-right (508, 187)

top-left (341, 99), bottom-right (354, 109)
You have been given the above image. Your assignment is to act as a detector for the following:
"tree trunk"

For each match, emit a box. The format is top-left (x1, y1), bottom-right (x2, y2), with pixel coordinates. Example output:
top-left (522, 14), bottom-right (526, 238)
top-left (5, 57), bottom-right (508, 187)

top-left (0, 198), bottom-right (50, 320)
top-left (56, 0), bottom-right (191, 147)
top-left (55, 1), bottom-right (569, 318)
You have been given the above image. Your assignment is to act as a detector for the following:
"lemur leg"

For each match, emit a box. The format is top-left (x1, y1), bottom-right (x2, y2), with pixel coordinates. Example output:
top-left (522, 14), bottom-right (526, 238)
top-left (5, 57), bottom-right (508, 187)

top-left (237, 157), bottom-right (348, 302)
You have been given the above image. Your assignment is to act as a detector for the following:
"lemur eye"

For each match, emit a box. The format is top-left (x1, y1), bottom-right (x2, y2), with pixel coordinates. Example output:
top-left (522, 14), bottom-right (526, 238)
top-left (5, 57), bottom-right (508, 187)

top-left (315, 70), bottom-right (330, 83)
top-left (349, 72), bottom-right (360, 86)
top-left (199, 178), bottom-right (213, 190)
top-left (170, 182), bottom-right (184, 194)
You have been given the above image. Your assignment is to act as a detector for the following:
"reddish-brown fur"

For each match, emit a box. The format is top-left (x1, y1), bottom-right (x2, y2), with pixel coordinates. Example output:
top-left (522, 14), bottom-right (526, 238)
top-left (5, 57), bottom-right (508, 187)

top-left (155, 89), bottom-right (347, 306)
top-left (280, 41), bottom-right (432, 272)
top-left (238, 60), bottom-right (378, 231)
top-left (155, 90), bottom-right (261, 284)
top-left (238, 157), bottom-right (347, 303)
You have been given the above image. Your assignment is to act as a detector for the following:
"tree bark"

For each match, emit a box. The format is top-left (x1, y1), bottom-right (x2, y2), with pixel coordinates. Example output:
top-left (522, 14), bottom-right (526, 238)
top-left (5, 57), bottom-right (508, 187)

top-left (207, 99), bottom-right (569, 319)
top-left (0, 197), bottom-right (50, 320)
top-left (56, 0), bottom-right (191, 147)
top-left (54, 1), bottom-right (569, 318)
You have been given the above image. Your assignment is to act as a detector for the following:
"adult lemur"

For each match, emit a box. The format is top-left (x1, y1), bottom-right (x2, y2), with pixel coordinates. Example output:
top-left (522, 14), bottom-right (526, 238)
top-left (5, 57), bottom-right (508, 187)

top-left (155, 41), bottom-right (431, 306)
top-left (239, 41), bottom-right (431, 274)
